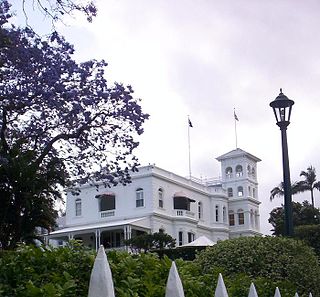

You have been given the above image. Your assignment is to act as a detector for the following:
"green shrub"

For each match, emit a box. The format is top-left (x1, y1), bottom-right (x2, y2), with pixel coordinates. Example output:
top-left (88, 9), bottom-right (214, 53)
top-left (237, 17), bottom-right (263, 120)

top-left (1, 238), bottom-right (318, 297)
top-left (195, 236), bottom-right (320, 296)
top-left (0, 241), bottom-right (95, 297)
top-left (294, 224), bottom-right (320, 257)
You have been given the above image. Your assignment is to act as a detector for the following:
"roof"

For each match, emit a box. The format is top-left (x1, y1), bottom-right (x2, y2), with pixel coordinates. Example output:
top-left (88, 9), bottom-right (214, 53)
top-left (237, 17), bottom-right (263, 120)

top-left (216, 148), bottom-right (261, 162)
top-left (181, 236), bottom-right (216, 247)
top-left (48, 217), bottom-right (150, 237)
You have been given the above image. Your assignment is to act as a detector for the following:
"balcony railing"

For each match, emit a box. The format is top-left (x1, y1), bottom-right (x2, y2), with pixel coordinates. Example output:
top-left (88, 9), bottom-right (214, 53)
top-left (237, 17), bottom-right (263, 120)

top-left (100, 210), bottom-right (115, 218)
top-left (175, 210), bottom-right (195, 218)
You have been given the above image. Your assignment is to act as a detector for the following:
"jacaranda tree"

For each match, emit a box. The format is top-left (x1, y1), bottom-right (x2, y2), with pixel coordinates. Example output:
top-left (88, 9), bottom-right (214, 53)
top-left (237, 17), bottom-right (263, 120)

top-left (0, 1), bottom-right (149, 249)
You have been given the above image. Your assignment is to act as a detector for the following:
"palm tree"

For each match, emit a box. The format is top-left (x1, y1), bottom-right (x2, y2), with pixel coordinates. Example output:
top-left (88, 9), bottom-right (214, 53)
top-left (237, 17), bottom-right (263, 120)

top-left (270, 181), bottom-right (300, 201)
top-left (295, 166), bottom-right (320, 208)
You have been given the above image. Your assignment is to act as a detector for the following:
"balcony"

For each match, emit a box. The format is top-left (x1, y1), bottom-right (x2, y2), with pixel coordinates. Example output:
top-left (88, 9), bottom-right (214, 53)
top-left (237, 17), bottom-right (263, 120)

top-left (175, 210), bottom-right (195, 218)
top-left (100, 210), bottom-right (115, 218)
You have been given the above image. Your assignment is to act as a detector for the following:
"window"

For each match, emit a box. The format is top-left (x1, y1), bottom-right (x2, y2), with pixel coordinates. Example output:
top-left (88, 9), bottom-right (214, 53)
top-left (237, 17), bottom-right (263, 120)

top-left (178, 231), bottom-right (183, 246)
top-left (136, 188), bottom-right (144, 207)
top-left (247, 165), bottom-right (251, 176)
top-left (238, 209), bottom-right (244, 225)
top-left (198, 202), bottom-right (203, 219)
top-left (237, 186), bottom-right (243, 197)
top-left (225, 167), bottom-right (233, 178)
top-left (229, 211), bottom-right (235, 226)
top-left (75, 199), bottom-right (82, 216)
top-left (158, 188), bottom-right (164, 208)
top-left (248, 186), bottom-right (251, 196)
top-left (223, 206), bottom-right (227, 223)
top-left (227, 187), bottom-right (233, 197)
top-left (236, 165), bottom-right (243, 177)
top-left (173, 195), bottom-right (194, 211)
top-left (100, 194), bottom-right (115, 211)
top-left (188, 232), bottom-right (195, 243)
top-left (215, 205), bottom-right (219, 222)
top-left (252, 167), bottom-right (256, 177)
top-left (252, 188), bottom-right (256, 198)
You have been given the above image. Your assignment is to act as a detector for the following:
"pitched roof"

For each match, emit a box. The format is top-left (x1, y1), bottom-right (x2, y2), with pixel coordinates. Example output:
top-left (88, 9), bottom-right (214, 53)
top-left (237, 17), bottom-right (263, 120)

top-left (181, 235), bottom-right (215, 247)
top-left (216, 148), bottom-right (261, 162)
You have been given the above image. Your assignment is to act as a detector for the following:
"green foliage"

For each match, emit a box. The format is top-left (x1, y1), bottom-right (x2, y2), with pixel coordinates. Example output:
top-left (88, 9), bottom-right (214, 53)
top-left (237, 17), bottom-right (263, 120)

top-left (125, 231), bottom-right (176, 253)
top-left (268, 200), bottom-right (320, 235)
top-left (0, 241), bottom-right (95, 297)
top-left (156, 246), bottom-right (207, 261)
top-left (1, 239), bottom-right (318, 297)
top-left (195, 236), bottom-right (320, 296)
top-left (294, 224), bottom-right (320, 257)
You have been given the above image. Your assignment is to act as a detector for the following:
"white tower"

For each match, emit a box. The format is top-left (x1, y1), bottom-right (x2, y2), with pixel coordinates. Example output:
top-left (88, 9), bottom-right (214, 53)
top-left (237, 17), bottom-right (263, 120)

top-left (216, 148), bottom-right (261, 237)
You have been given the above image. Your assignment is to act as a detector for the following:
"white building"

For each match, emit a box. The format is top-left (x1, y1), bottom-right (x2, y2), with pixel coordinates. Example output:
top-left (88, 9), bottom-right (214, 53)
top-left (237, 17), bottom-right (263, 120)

top-left (47, 148), bottom-right (261, 249)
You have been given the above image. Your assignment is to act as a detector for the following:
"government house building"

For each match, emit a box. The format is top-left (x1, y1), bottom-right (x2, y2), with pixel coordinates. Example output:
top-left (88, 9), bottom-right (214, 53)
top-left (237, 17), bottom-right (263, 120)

top-left (47, 148), bottom-right (261, 250)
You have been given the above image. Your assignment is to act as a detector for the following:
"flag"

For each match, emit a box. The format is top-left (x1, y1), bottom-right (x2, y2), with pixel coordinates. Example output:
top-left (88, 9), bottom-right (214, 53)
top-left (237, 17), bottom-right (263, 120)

top-left (188, 118), bottom-right (193, 127)
top-left (234, 110), bottom-right (239, 121)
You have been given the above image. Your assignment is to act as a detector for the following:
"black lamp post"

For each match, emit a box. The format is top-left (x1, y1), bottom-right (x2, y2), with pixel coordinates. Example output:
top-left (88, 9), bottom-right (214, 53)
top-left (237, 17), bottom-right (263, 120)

top-left (270, 89), bottom-right (295, 237)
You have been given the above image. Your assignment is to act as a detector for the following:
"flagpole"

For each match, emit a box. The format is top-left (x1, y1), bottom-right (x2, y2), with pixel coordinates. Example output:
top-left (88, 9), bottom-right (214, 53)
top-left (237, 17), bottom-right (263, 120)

top-left (234, 108), bottom-right (238, 149)
top-left (188, 115), bottom-right (192, 179)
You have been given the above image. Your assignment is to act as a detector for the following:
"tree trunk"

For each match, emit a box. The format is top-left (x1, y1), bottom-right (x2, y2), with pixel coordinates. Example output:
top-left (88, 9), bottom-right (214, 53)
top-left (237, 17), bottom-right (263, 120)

top-left (311, 189), bottom-right (315, 208)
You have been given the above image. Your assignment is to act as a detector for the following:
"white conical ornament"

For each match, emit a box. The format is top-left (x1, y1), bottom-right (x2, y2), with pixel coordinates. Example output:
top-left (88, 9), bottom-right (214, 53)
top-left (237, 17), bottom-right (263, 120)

top-left (248, 282), bottom-right (258, 297)
top-left (165, 261), bottom-right (185, 297)
top-left (88, 245), bottom-right (115, 297)
top-left (274, 287), bottom-right (281, 297)
top-left (215, 273), bottom-right (229, 297)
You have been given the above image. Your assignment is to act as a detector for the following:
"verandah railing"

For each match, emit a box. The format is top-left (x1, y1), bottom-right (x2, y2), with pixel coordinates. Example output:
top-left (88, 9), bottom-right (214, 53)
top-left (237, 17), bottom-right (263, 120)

top-left (87, 246), bottom-right (313, 297)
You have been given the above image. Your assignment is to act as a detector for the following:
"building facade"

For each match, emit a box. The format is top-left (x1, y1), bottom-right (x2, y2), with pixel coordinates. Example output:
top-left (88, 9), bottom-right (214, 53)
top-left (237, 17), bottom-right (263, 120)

top-left (47, 148), bottom-right (261, 249)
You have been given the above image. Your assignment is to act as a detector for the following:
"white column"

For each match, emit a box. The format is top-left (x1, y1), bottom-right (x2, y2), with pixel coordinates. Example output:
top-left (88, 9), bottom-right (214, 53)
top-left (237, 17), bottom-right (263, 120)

top-left (95, 230), bottom-right (98, 251)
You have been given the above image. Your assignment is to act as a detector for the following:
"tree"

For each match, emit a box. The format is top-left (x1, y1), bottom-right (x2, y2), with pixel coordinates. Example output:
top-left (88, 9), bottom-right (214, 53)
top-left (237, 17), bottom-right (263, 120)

top-left (0, 3), bottom-right (149, 249)
top-left (195, 236), bottom-right (320, 296)
top-left (125, 231), bottom-right (176, 253)
top-left (19, 0), bottom-right (97, 25)
top-left (294, 225), bottom-right (320, 258)
top-left (296, 165), bottom-right (320, 208)
top-left (269, 181), bottom-right (300, 201)
top-left (268, 200), bottom-right (320, 236)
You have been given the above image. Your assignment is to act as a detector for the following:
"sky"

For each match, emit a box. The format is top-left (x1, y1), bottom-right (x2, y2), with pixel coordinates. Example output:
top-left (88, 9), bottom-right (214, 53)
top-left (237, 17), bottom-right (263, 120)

top-left (12, 0), bottom-right (320, 234)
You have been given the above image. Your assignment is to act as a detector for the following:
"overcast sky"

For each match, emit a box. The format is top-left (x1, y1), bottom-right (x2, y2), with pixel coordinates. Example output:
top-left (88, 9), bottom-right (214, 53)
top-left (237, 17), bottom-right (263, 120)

top-left (14, 0), bottom-right (320, 234)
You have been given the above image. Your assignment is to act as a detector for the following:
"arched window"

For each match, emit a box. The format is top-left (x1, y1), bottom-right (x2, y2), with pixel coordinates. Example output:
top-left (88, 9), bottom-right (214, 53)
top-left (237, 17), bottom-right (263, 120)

top-left (248, 186), bottom-right (251, 196)
top-left (136, 188), bottom-right (144, 207)
top-left (158, 188), bottom-right (164, 208)
top-left (188, 232), bottom-right (195, 243)
top-left (215, 205), bottom-right (219, 222)
top-left (252, 188), bottom-right (256, 198)
top-left (247, 165), bottom-right (251, 176)
top-left (178, 231), bottom-right (183, 246)
top-left (229, 210), bottom-right (235, 226)
top-left (225, 167), bottom-right (233, 178)
top-left (198, 202), bottom-right (203, 219)
top-left (252, 167), bottom-right (256, 177)
top-left (237, 186), bottom-right (243, 197)
top-left (227, 187), bottom-right (233, 197)
top-left (75, 199), bottom-right (82, 216)
top-left (236, 165), bottom-right (243, 177)
top-left (223, 206), bottom-right (227, 223)
top-left (238, 209), bottom-right (244, 225)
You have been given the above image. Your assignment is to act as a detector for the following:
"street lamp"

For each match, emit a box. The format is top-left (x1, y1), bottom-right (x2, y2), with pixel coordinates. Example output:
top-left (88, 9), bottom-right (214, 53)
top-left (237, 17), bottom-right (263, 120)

top-left (270, 89), bottom-right (295, 237)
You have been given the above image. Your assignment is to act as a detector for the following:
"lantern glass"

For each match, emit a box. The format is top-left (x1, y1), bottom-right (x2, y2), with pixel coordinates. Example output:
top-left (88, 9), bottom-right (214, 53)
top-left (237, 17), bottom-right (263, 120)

top-left (270, 90), bottom-right (294, 126)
